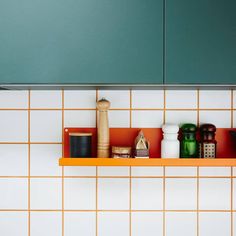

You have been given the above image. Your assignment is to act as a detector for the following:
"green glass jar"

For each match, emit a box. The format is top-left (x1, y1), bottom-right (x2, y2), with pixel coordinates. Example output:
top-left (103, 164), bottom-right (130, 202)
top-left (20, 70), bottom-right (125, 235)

top-left (180, 124), bottom-right (198, 158)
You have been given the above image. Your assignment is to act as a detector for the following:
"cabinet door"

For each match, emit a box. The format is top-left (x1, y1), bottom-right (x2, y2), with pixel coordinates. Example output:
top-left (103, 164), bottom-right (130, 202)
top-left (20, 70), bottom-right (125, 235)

top-left (166, 0), bottom-right (236, 84)
top-left (0, 0), bottom-right (163, 84)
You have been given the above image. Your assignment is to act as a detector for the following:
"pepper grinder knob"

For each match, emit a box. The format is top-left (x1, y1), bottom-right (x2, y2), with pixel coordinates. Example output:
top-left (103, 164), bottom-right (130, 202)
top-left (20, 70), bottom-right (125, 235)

top-left (97, 98), bottom-right (110, 158)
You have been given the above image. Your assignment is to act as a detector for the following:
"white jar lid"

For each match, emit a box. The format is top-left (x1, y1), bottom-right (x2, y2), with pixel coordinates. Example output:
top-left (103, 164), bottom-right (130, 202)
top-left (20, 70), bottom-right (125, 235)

top-left (162, 123), bottom-right (179, 133)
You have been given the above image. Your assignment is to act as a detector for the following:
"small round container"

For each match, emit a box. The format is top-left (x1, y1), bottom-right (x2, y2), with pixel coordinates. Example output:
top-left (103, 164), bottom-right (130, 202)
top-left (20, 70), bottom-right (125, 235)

top-left (69, 133), bottom-right (92, 158)
top-left (112, 146), bottom-right (132, 158)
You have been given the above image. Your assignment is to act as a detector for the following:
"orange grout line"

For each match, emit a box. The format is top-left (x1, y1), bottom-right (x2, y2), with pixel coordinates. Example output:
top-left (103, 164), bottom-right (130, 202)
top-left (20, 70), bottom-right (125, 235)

top-left (130, 90), bottom-right (132, 128)
top-left (231, 167), bottom-right (233, 236)
top-left (96, 166), bottom-right (98, 236)
top-left (163, 167), bottom-right (166, 236)
top-left (163, 90), bottom-right (166, 124)
top-left (197, 90), bottom-right (200, 127)
top-left (197, 167), bottom-right (199, 236)
top-left (129, 166), bottom-right (132, 236)
top-left (28, 90), bottom-right (31, 236)
top-left (231, 90), bottom-right (234, 128)
top-left (62, 90), bottom-right (65, 236)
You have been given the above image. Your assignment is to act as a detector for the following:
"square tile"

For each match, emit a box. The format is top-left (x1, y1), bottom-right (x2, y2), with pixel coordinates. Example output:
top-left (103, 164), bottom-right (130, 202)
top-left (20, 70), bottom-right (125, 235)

top-left (30, 212), bottom-right (62, 236)
top-left (109, 110), bottom-right (130, 127)
top-left (30, 111), bottom-right (62, 142)
top-left (166, 212), bottom-right (197, 236)
top-left (165, 111), bottom-right (197, 126)
top-left (64, 178), bottom-right (96, 210)
top-left (0, 178), bottom-right (28, 209)
top-left (131, 167), bottom-right (163, 177)
top-left (64, 212), bottom-right (96, 236)
top-left (64, 166), bottom-right (96, 176)
top-left (165, 90), bottom-right (197, 109)
top-left (132, 90), bottom-right (164, 109)
top-left (199, 90), bottom-right (231, 109)
top-left (132, 110), bottom-right (163, 128)
top-left (30, 91), bottom-right (62, 108)
top-left (132, 212), bottom-right (163, 236)
top-left (64, 90), bottom-right (96, 109)
top-left (234, 213), bottom-right (236, 236)
top-left (64, 110), bottom-right (96, 127)
top-left (165, 167), bottom-right (197, 177)
top-left (0, 91), bottom-right (28, 108)
top-left (199, 167), bottom-right (231, 177)
top-left (30, 178), bottom-right (62, 210)
top-left (0, 111), bottom-right (28, 142)
top-left (165, 178), bottom-right (197, 210)
top-left (199, 178), bottom-right (231, 210)
top-left (234, 167), bottom-right (236, 176)
top-left (233, 179), bottom-right (236, 210)
top-left (131, 178), bottom-right (163, 210)
top-left (0, 144), bottom-right (28, 176)
top-left (98, 212), bottom-right (129, 236)
top-left (30, 144), bottom-right (62, 176)
top-left (98, 90), bottom-right (130, 109)
top-left (98, 167), bottom-right (129, 176)
top-left (0, 212), bottom-right (28, 236)
top-left (98, 178), bottom-right (129, 210)
top-left (199, 212), bottom-right (231, 236)
top-left (200, 111), bottom-right (231, 128)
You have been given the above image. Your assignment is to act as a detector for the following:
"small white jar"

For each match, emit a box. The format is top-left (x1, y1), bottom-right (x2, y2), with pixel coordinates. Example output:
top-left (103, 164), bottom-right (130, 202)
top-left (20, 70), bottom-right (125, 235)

top-left (161, 124), bottom-right (180, 158)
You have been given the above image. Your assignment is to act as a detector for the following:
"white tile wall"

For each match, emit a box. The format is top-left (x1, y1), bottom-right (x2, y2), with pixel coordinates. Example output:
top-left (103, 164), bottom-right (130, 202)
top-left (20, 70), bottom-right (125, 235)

top-left (165, 90), bottom-right (197, 109)
top-left (132, 90), bottom-right (164, 109)
top-left (131, 178), bottom-right (163, 210)
top-left (0, 212), bottom-right (28, 236)
top-left (132, 212), bottom-right (163, 236)
top-left (30, 212), bottom-right (62, 236)
top-left (64, 178), bottom-right (96, 210)
top-left (98, 178), bottom-right (130, 210)
top-left (0, 178), bottom-right (28, 209)
top-left (30, 91), bottom-right (62, 109)
top-left (98, 212), bottom-right (129, 236)
top-left (165, 212), bottom-right (197, 236)
top-left (0, 111), bottom-right (28, 142)
top-left (0, 89), bottom-right (235, 236)
top-left (30, 110), bottom-right (62, 142)
top-left (0, 144), bottom-right (28, 176)
top-left (64, 212), bottom-right (96, 236)
top-left (199, 90), bottom-right (231, 109)
top-left (30, 178), bottom-right (62, 210)
top-left (165, 178), bottom-right (197, 210)
top-left (199, 212), bottom-right (231, 236)
top-left (199, 178), bottom-right (231, 210)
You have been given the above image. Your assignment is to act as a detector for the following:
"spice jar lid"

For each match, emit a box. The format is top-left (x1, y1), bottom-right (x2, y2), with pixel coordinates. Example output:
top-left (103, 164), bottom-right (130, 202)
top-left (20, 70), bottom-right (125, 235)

top-left (200, 124), bottom-right (216, 132)
top-left (69, 133), bottom-right (92, 136)
top-left (181, 123), bottom-right (197, 132)
top-left (112, 146), bottom-right (132, 154)
top-left (162, 124), bottom-right (179, 134)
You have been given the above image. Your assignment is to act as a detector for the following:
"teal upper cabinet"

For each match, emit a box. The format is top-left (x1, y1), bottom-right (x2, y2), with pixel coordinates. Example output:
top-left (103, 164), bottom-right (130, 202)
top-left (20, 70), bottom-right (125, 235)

top-left (166, 0), bottom-right (236, 84)
top-left (0, 0), bottom-right (163, 84)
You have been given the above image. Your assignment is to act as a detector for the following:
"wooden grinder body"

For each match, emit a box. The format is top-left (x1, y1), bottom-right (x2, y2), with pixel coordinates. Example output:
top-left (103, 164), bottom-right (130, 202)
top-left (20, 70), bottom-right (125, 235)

top-left (97, 98), bottom-right (110, 158)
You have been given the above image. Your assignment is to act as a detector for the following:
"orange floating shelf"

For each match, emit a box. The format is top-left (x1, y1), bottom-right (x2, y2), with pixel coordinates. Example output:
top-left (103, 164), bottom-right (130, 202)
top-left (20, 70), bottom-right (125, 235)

top-left (59, 158), bottom-right (236, 167)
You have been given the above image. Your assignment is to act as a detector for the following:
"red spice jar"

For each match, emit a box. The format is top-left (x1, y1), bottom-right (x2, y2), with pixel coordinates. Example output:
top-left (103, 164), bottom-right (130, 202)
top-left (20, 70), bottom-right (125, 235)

top-left (199, 124), bottom-right (217, 158)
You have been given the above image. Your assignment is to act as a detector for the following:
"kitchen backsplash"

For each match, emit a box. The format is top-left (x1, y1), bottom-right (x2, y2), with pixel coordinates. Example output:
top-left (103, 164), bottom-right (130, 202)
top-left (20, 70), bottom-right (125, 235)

top-left (0, 89), bottom-right (235, 236)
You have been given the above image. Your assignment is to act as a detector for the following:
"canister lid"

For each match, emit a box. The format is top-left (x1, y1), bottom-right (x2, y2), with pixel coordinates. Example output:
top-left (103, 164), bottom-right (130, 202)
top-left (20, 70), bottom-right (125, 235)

top-left (112, 146), bottom-right (132, 154)
top-left (181, 123), bottom-right (197, 132)
top-left (69, 133), bottom-right (92, 136)
top-left (162, 123), bottom-right (179, 133)
top-left (200, 124), bottom-right (216, 132)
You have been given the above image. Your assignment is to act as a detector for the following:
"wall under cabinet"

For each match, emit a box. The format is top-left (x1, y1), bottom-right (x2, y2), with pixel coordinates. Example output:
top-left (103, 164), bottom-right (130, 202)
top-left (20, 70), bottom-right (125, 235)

top-left (0, 89), bottom-right (235, 236)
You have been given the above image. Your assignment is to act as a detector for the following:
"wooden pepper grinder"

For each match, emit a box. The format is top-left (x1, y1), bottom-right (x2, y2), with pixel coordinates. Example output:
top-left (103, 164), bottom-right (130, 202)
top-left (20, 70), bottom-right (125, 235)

top-left (97, 98), bottom-right (110, 158)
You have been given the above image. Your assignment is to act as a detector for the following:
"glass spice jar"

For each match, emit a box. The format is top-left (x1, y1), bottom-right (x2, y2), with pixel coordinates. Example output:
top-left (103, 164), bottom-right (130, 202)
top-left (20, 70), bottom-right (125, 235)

top-left (199, 124), bottom-right (217, 158)
top-left (180, 123), bottom-right (198, 158)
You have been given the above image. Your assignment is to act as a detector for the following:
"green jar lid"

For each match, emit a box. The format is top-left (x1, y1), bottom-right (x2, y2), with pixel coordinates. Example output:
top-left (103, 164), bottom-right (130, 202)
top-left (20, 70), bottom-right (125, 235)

top-left (181, 123), bottom-right (197, 132)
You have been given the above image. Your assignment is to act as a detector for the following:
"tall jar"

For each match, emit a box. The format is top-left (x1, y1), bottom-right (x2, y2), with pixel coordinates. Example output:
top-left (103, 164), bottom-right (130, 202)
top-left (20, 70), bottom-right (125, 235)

top-left (161, 124), bottom-right (180, 158)
top-left (180, 124), bottom-right (198, 158)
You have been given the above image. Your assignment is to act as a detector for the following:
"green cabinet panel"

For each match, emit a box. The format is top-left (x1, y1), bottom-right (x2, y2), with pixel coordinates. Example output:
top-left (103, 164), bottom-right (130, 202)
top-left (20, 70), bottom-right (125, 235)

top-left (166, 0), bottom-right (236, 84)
top-left (0, 0), bottom-right (163, 84)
